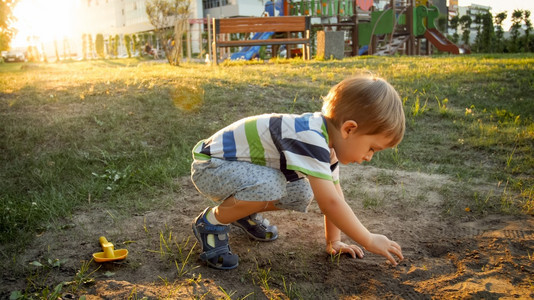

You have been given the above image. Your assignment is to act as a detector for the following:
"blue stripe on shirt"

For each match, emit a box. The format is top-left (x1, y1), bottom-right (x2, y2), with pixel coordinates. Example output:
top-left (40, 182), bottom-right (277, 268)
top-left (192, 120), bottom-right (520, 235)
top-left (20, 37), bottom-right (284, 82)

top-left (222, 130), bottom-right (237, 160)
top-left (294, 113), bottom-right (311, 133)
top-left (295, 113), bottom-right (327, 140)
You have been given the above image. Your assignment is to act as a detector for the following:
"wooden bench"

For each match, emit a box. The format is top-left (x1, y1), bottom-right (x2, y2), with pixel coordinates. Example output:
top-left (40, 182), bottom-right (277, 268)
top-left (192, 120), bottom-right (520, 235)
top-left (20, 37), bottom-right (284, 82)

top-left (211, 16), bottom-right (311, 65)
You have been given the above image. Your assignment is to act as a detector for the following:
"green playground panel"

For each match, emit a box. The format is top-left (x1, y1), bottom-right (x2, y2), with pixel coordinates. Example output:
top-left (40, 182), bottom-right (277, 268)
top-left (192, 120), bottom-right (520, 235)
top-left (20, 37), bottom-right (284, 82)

top-left (358, 9), bottom-right (394, 46)
top-left (357, 5), bottom-right (441, 46)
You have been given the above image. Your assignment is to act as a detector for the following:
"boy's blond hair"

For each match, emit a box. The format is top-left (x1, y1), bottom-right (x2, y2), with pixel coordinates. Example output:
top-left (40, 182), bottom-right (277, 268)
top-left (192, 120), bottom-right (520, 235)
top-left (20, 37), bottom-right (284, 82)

top-left (322, 75), bottom-right (405, 147)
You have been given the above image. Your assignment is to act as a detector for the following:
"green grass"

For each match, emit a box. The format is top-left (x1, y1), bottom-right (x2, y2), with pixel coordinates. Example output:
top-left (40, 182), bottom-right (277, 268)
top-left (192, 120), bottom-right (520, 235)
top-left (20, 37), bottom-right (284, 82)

top-left (1, 54), bottom-right (533, 252)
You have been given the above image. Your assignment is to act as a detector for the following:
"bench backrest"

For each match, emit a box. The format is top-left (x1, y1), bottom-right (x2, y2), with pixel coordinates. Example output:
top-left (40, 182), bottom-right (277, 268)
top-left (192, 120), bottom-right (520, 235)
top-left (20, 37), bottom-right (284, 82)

top-left (215, 16), bottom-right (310, 34)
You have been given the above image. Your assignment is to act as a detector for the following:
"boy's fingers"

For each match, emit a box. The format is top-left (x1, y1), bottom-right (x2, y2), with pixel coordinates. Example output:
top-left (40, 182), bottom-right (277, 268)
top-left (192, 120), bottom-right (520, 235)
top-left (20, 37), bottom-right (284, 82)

top-left (341, 246), bottom-right (356, 258)
top-left (392, 241), bottom-right (402, 252)
top-left (390, 241), bottom-right (404, 260)
top-left (354, 246), bottom-right (364, 258)
top-left (386, 253), bottom-right (398, 266)
top-left (389, 247), bottom-right (403, 263)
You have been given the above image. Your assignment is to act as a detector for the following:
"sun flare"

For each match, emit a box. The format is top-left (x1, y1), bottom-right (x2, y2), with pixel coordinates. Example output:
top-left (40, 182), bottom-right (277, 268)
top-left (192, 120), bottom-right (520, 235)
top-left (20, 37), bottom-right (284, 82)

top-left (12, 0), bottom-right (78, 47)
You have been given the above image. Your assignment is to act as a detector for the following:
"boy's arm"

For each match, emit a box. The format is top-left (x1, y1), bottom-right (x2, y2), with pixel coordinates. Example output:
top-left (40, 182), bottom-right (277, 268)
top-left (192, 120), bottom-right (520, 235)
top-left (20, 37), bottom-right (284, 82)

top-left (324, 182), bottom-right (365, 259)
top-left (309, 176), bottom-right (403, 265)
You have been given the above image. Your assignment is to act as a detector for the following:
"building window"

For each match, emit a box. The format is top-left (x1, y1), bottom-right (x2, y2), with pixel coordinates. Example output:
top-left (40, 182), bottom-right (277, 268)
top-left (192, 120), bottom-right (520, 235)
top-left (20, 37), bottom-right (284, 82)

top-left (202, 0), bottom-right (229, 9)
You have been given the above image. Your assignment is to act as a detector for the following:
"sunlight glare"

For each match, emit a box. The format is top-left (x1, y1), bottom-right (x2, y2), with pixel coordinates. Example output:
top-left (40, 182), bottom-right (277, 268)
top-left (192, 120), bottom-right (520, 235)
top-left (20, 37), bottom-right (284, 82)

top-left (12, 0), bottom-right (78, 47)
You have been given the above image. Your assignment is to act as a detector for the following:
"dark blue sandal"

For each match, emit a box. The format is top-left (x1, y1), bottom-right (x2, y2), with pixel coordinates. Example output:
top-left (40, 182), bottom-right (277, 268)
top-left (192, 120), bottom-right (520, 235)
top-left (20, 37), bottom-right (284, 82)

top-left (232, 213), bottom-right (278, 242)
top-left (192, 208), bottom-right (239, 270)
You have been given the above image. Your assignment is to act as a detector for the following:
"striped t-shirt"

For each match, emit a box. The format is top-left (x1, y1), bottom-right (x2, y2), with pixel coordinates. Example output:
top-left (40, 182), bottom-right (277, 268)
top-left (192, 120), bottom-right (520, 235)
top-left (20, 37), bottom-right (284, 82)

top-left (192, 112), bottom-right (339, 182)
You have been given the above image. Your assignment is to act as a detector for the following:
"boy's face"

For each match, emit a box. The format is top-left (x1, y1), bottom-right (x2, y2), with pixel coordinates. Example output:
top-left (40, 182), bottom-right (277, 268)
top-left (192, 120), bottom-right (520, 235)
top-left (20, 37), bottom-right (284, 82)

top-left (335, 127), bottom-right (393, 165)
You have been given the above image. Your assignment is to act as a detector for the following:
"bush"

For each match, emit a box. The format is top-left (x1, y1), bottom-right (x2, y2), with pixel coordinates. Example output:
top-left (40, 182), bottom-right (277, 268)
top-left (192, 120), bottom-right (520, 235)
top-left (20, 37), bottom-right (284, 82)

top-left (95, 34), bottom-right (105, 58)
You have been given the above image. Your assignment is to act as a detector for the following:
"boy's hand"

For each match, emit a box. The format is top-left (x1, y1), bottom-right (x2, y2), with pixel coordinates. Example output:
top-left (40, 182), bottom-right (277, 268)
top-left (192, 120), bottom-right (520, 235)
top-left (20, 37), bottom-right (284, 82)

top-left (326, 240), bottom-right (364, 259)
top-left (365, 233), bottom-right (404, 266)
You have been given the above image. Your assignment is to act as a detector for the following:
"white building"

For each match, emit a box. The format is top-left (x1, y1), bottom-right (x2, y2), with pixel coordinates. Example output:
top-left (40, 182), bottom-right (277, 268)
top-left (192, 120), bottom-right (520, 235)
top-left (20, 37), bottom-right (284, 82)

top-left (76, 0), bottom-right (269, 57)
top-left (452, 3), bottom-right (490, 43)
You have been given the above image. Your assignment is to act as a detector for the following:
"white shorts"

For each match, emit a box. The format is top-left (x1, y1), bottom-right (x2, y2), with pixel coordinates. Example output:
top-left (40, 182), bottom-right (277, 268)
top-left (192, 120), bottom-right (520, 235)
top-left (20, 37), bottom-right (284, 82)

top-left (191, 158), bottom-right (314, 212)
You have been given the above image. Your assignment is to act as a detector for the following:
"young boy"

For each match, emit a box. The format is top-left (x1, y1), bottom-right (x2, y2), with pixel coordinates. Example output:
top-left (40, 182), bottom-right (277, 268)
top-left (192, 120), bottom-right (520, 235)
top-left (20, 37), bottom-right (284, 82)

top-left (191, 75), bottom-right (405, 270)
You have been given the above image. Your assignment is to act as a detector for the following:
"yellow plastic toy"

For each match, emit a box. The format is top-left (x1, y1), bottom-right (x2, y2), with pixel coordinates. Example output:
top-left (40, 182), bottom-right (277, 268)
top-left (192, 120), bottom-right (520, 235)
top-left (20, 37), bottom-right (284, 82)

top-left (92, 236), bottom-right (128, 262)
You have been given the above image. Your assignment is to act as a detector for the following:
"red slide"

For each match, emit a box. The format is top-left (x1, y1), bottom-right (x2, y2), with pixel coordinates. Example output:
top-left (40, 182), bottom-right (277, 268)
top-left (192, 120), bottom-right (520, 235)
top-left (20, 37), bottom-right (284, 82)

top-left (424, 28), bottom-right (470, 54)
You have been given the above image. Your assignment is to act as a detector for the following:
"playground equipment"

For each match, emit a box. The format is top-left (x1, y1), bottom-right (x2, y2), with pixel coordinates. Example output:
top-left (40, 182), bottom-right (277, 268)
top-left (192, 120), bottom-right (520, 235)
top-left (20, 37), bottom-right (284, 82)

top-left (214, 0), bottom-right (467, 62)
top-left (288, 0), bottom-right (469, 56)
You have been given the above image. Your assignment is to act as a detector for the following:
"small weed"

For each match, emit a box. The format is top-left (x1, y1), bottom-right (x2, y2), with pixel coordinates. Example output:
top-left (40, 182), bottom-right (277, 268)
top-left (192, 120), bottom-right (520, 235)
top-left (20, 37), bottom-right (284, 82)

top-left (282, 275), bottom-right (302, 300)
top-left (329, 249), bottom-right (343, 265)
top-left (410, 91), bottom-right (428, 117)
top-left (250, 260), bottom-right (273, 295)
top-left (290, 92), bottom-right (299, 113)
top-left (66, 259), bottom-right (100, 294)
top-left (436, 96), bottom-right (448, 115)
top-left (187, 273), bottom-right (203, 285)
top-left (42, 282), bottom-right (65, 300)
top-left (159, 275), bottom-right (185, 298)
top-left (218, 286), bottom-right (236, 299)
top-left (521, 186), bottom-right (534, 214)
top-left (127, 286), bottom-right (148, 300)
top-left (505, 146), bottom-right (517, 170)
top-left (143, 216), bottom-right (149, 234)
top-left (29, 258), bottom-right (66, 269)
top-left (174, 246), bottom-right (198, 278)
top-left (374, 170), bottom-right (396, 185)
top-left (499, 180), bottom-right (514, 213)
top-left (473, 191), bottom-right (493, 214)
top-left (147, 225), bottom-right (199, 277)
top-left (362, 191), bottom-right (383, 208)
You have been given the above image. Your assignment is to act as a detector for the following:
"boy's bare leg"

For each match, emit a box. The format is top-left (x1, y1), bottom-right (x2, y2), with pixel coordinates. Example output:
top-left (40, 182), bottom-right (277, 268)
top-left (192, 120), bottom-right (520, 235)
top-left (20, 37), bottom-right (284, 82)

top-left (213, 196), bottom-right (280, 224)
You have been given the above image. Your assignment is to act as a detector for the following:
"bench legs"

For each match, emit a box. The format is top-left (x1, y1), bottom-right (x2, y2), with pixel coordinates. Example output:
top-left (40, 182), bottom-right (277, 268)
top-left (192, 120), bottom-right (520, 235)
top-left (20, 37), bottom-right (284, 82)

top-left (212, 42), bottom-right (311, 64)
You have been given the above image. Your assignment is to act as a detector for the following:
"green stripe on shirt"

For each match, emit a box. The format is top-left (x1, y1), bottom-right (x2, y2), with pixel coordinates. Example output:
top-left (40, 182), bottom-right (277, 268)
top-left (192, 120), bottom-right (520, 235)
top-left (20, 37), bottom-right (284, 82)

top-left (244, 118), bottom-right (266, 166)
top-left (321, 121), bottom-right (329, 145)
top-left (287, 164), bottom-right (333, 181)
top-left (192, 140), bottom-right (211, 160)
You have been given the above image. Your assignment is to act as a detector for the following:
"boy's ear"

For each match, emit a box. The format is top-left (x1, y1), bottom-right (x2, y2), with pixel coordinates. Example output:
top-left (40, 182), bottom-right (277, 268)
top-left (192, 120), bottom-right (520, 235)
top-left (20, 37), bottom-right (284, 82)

top-left (340, 120), bottom-right (358, 138)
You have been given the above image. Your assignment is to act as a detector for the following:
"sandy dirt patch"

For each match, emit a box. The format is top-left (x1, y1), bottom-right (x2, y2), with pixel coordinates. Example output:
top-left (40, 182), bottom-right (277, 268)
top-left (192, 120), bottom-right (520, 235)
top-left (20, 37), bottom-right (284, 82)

top-left (2, 165), bottom-right (533, 299)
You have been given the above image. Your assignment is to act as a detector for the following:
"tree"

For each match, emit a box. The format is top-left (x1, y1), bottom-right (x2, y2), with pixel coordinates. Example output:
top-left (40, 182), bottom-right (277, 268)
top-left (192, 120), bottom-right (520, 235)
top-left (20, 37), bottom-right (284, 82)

top-left (523, 10), bottom-right (532, 52)
top-left (124, 34), bottom-right (132, 58)
top-left (132, 34), bottom-right (138, 56)
top-left (114, 34), bottom-right (119, 57)
top-left (449, 15), bottom-right (460, 44)
top-left (145, 0), bottom-right (190, 66)
top-left (82, 34), bottom-right (88, 60)
top-left (95, 33), bottom-right (105, 58)
top-left (472, 13), bottom-right (483, 52)
top-left (474, 13), bottom-right (495, 53)
top-left (494, 12), bottom-right (507, 53)
top-left (0, 0), bottom-right (19, 51)
top-left (54, 40), bottom-right (60, 61)
top-left (88, 34), bottom-right (95, 59)
top-left (459, 15), bottom-right (472, 47)
top-left (509, 9), bottom-right (523, 52)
